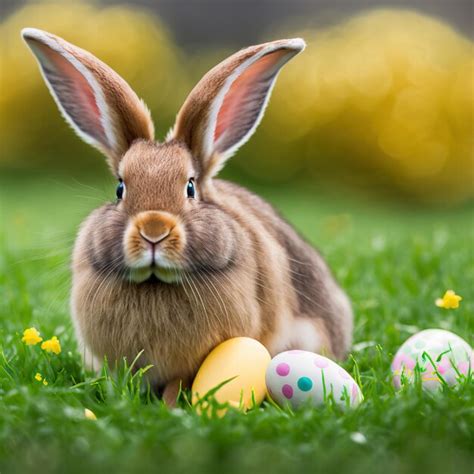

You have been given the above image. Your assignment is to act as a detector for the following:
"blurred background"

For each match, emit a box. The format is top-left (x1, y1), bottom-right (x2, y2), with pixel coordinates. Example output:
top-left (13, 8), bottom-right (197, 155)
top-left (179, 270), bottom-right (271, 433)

top-left (0, 0), bottom-right (473, 205)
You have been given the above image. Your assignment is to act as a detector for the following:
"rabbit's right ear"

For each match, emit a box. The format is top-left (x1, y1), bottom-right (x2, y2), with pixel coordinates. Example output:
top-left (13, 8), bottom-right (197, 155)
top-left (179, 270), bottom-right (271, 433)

top-left (22, 28), bottom-right (154, 173)
top-left (169, 38), bottom-right (305, 179)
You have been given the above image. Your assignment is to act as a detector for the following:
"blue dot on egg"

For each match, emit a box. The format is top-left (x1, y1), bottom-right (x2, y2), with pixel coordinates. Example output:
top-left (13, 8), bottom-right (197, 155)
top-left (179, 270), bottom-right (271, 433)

top-left (297, 376), bottom-right (313, 392)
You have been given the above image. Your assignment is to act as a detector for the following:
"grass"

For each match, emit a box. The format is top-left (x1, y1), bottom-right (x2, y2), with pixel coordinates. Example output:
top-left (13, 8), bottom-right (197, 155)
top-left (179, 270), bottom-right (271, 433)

top-left (0, 171), bottom-right (473, 474)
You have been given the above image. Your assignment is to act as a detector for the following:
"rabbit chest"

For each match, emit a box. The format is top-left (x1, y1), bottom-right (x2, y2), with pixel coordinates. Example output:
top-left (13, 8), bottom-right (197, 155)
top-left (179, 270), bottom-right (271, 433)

top-left (71, 265), bottom-right (261, 383)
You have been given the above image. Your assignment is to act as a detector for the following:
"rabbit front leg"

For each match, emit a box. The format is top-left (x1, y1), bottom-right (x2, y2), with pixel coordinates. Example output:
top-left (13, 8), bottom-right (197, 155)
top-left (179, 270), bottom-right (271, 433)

top-left (78, 338), bottom-right (103, 375)
top-left (162, 378), bottom-right (190, 407)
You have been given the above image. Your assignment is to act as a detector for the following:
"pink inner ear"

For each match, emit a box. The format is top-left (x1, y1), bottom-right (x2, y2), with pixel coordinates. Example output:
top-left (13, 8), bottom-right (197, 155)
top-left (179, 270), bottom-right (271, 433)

top-left (29, 40), bottom-right (108, 146)
top-left (214, 49), bottom-right (289, 146)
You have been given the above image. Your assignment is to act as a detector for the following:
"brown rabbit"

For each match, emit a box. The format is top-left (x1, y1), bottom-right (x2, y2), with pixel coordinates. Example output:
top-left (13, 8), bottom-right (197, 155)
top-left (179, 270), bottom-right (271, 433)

top-left (22, 28), bottom-right (353, 402)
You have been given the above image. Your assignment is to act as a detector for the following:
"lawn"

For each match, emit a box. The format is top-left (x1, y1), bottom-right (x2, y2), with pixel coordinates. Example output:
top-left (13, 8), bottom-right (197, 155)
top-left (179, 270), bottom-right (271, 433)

top-left (0, 171), bottom-right (473, 474)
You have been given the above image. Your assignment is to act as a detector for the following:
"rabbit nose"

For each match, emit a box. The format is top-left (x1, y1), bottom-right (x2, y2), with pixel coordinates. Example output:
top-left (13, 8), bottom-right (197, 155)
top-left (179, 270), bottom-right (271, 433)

top-left (139, 229), bottom-right (170, 245)
top-left (136, 211), bottom-right (173, 244)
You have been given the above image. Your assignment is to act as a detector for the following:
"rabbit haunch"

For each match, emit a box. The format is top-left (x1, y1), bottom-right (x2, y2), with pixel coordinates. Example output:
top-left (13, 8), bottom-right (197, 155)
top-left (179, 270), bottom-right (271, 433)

top-left (22, 28), bottom-right (353, 394)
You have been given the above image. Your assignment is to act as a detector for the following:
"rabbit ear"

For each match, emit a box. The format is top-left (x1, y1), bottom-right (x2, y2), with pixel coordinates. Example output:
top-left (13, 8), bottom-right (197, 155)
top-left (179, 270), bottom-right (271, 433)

top-left (170, 38), bottom-right (305, 178)
top-left (22, 28), bottom-right (154, 173)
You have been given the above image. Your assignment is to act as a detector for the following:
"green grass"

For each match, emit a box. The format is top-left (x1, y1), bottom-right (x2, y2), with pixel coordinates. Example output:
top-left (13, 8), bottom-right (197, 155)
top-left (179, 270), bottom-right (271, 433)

top-left (0, 172), bottom-right (473, 474)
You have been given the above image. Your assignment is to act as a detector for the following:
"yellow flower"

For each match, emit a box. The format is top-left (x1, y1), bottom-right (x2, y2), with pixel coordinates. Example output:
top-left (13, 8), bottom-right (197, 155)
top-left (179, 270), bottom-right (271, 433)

top-left (43, 379), bottom-right (48, 386)
top-left (21, 327), bottom-right (42, 346)
top-left (435, 290), bottom-right (462, 309)
top-left (41, 336), bottom-right (61, 354)
top-left (35, 373), bottom-right (42, 381)
top-left (84, 408), bottom-right (97, 420)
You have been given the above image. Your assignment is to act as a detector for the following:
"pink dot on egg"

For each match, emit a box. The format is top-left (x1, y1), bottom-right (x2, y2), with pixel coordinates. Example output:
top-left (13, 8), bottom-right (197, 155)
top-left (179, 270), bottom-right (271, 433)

top-left (282, 384), bottom-right (293, 399)
top-left (276, 362), bottom-right (290, 376)
top-left (351, 383), bottom-right (358, 402)
top-left (314, 356), bottom-right (329, 369)
top-left (458, 361), bottom-right (469, 375)
top-left (437, 356), bottom-right (450, 375)
top-left (402, 355), bottom-right (416, 370)
top-left (392, 354), bottom-right (402, 371)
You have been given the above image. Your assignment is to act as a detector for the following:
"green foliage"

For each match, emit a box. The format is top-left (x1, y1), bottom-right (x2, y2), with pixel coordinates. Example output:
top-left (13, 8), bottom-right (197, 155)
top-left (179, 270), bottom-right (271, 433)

top-left (0, 174), bottom-right (473, 473)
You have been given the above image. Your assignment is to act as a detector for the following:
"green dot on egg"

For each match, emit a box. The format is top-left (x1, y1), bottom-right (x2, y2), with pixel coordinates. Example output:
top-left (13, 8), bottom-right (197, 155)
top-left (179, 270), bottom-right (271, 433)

top-left (414, 339), bottom-right (426, 349)
top-left (402, 344), bottom-right (412, 354)
top-left (297, 376), bottom-right (313, 392)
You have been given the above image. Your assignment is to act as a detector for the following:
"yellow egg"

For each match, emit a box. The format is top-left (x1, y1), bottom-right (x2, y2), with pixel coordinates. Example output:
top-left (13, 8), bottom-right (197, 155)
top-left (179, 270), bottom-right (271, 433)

top-left (192, 337), bottom-right (271, 415)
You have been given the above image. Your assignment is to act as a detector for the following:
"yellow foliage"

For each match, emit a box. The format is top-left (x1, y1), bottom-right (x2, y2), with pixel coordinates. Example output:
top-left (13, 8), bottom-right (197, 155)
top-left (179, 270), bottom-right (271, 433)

top-left (84, 408), bottom-right (97, 420)
top-left (21, 327), bottom-right (42, 345)
top-left (243, 10), bottom-right (474, 203)
top-left (0, 2), bottom-right (188, 170)
top-left (0, 6), bottom-right (472, 203)
top-left (41, 335), bottom-right (61, 354)
top-left (435, 290), bottom-right (462, 309)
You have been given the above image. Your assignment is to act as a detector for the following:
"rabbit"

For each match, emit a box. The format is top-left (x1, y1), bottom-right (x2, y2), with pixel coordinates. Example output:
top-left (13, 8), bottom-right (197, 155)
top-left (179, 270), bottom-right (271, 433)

top-left (22, 28), bottom-right (353, 403)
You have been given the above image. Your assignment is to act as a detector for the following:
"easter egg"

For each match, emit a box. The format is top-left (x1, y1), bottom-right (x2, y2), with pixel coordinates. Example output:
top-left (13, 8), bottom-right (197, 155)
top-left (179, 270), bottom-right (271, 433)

top-left (192, 337), bottom-right (271, 414)
top-left (266, 351), bottom-right (363, 409)
top-left (392, 329), bottom-right (473, 390)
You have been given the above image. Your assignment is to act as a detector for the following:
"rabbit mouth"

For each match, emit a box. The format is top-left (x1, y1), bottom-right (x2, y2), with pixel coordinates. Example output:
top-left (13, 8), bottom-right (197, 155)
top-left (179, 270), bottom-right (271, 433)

top-left (128, 263), bottom-right (182, 284)
top-left (151, 264), bottom-right (182, 284)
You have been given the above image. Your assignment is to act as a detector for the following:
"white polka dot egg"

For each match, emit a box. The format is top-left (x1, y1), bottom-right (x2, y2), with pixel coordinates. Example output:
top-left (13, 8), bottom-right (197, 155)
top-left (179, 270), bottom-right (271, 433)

top-left (392, 329), bottom-right (473, 391)
top-left (266, 350), bottom-right (363, 409)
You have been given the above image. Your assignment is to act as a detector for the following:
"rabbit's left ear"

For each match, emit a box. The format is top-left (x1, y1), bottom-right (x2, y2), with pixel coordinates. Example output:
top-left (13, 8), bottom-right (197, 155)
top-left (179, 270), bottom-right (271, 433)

top-left (169, 38), bottom-right (305, 178)
top-left (21, 28), bottom-right (154, 173)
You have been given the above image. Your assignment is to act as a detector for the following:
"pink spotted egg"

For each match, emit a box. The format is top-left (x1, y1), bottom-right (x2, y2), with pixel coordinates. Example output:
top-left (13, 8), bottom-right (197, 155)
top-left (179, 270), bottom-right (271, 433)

top-left (265, 351), bottom-right (363, 409)
top-left (392, 329), bottom-right (473, 391)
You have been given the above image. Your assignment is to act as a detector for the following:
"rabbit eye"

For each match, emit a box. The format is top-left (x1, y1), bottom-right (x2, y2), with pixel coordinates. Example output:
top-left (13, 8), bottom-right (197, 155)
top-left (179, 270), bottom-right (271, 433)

top-left (116, 179), bottom-right (125, 200)
top-left (186, 179), bottom-right (196, 199)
